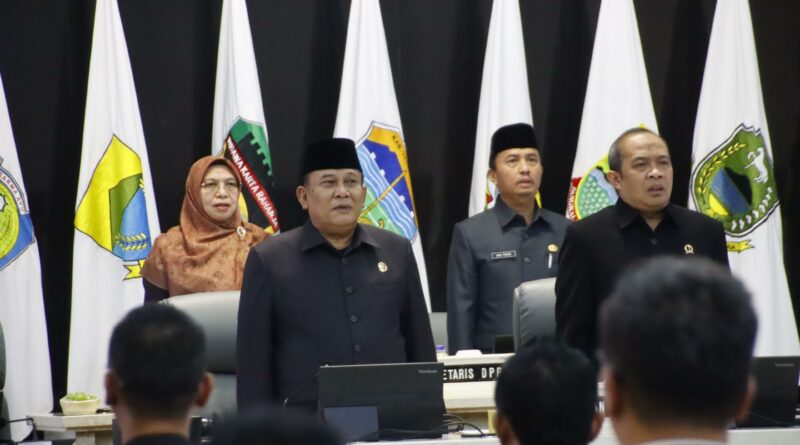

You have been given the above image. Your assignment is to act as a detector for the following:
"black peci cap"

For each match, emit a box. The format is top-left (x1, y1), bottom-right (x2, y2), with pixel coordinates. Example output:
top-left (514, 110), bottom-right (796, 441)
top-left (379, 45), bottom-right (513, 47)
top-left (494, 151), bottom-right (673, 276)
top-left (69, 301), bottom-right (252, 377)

top-left (490, 123), bottom-right (540, 165)
top-left (299, 137), bottom-right (362, 181)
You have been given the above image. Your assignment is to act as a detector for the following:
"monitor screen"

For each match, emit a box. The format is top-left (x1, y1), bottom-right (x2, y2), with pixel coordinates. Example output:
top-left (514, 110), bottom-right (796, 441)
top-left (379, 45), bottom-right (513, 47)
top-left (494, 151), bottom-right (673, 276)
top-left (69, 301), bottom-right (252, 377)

top-left (736, 356), bottom-right (800, 428)
top-left (317, 362), bottom-right (446, 441)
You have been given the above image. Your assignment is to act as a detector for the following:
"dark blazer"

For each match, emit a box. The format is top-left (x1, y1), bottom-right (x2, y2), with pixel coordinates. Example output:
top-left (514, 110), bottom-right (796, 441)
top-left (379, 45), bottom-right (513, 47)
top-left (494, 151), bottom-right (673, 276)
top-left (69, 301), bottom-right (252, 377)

top-left (236, 221), bottom-right (435, 409)
top-left (447, 199), bottom-right (568, 353)
top-left (555, 199), bottom-right (729, 361)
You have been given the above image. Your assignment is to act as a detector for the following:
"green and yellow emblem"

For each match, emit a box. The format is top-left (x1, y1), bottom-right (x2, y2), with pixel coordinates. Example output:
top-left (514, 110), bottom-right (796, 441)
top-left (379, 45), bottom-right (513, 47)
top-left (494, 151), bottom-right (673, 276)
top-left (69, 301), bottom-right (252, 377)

top-left (0, 157), bottom-right (35, 270)
top-left (75, 135), bottom-right (152, 279)
top-left (566, 156), bottom-right (618, 221)
top-left (355, 122), bottom-right (418, 241)
top-left (219, 117), bottom-right (279, 234)
top-left (690, 124), bottom-right (777, 243)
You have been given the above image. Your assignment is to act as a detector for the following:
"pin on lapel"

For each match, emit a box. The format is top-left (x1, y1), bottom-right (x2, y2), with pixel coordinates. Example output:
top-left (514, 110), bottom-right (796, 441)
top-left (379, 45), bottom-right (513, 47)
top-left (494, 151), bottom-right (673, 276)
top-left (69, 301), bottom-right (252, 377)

top-left (547, 244), bottom-right (558, 269)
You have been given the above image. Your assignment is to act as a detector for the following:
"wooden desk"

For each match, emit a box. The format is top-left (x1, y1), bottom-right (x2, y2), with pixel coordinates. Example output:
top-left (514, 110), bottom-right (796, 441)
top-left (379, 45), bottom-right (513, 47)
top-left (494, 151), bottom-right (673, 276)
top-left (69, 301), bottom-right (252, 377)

top-left (438, 355), bottom-right (797, 445)
top-left (31, 411), bottom-right (800, 445)
top-left (441, 353), bottom-right (510, 431)
top-left (31, 413), bottom-right (114, 445)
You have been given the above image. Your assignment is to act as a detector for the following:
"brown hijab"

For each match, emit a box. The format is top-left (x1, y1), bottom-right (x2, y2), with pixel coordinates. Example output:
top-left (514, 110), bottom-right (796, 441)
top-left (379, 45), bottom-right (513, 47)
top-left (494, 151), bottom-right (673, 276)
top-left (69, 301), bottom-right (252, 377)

top-left (141, 156), bottom-right (267, 296)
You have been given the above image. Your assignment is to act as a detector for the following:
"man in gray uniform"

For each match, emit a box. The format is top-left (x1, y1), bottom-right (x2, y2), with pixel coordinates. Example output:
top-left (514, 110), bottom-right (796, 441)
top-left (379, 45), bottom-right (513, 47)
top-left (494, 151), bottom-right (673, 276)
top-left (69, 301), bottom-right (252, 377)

top-left (237, 138), bottom-right (435, 411)
top-left (447, 123), bottom-right (569, 354)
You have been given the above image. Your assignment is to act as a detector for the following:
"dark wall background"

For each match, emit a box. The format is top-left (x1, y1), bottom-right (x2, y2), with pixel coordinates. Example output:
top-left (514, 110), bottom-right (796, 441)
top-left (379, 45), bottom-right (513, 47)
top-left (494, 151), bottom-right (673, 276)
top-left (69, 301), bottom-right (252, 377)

top-left (0, 0), bottom-right (798, 403)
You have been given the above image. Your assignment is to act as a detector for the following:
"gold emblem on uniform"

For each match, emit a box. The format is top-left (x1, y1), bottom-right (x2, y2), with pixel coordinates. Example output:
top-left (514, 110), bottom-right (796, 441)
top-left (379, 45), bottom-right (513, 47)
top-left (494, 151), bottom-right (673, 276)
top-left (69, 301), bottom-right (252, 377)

top-left (547, 244), bottom-right (558, 253)
top-left (684, 244), bottom-right (695, 255)
top-left (378, 261), bottom-right (388, 272)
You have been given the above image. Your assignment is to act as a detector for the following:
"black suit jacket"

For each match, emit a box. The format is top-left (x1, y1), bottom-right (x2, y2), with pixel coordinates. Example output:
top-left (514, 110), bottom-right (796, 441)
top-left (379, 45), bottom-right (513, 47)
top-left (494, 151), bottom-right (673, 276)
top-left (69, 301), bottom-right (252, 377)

top-left (236, 221), bottom-right (435, 409)
top-left (555, 200), bottom-right (729, 361)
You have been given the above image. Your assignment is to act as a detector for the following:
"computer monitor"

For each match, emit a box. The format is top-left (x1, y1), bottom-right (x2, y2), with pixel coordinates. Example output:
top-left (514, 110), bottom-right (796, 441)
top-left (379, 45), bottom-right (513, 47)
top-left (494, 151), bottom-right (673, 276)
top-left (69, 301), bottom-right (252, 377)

top-left (736, 356), bottom-right (800, 428)
top-left (317, 362), bottom-right (446, 442)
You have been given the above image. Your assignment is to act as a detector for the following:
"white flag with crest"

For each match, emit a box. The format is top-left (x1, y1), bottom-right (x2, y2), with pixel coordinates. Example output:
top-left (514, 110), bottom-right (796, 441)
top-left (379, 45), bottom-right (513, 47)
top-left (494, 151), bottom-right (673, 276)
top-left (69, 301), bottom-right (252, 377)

top-left (68, 0), bottom-right (161, 398)
top-left (689, 0), bottom-right (799, 356)
top-left (0, 71), bottom-right (52, 441)
top-left (467, 0), bottom-right (534, 217)
top-left (333, 0), bottom-right (430, 311)
top-left (566, 0), bottom-right (657, 220)
top-left (212, 0), bottom-right (279, 234)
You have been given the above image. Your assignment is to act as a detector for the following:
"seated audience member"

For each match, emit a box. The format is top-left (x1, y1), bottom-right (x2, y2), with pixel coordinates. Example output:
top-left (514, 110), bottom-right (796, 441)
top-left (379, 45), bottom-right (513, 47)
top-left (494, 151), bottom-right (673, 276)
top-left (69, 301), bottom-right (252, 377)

top-left (105, 304), bottom-right (214, 445)
top-left (141, 156), bottom-right (267, 302)
top-left (494, 338), bottom-right (602, 445)
top-left (600, 256), bottom-right (757, 445)
top-left (212, 405), bottom-right (342, 445)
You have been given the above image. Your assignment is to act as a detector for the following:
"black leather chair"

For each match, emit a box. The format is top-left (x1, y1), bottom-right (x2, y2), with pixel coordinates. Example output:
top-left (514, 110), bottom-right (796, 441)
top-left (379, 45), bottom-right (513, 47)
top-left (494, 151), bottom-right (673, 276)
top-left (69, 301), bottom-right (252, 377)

top-left (512, 277), bottom-right (557, 349)
top-left (162, 291), bottom-right (239, 421)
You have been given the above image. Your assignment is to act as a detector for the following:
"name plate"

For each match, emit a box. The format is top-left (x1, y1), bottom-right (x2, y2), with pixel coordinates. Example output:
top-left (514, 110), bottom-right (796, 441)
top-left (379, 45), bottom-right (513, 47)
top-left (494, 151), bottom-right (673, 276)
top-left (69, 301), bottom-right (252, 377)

top-left (443, 364), bottom-right (502, 383)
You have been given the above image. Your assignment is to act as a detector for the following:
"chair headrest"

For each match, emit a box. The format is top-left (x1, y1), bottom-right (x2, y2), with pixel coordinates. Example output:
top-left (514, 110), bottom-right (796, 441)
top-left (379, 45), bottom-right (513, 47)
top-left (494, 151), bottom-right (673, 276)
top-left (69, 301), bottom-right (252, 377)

top-left (516, 277), bottom-right (557, 297)
top-left (513, 277), bottom-right (557, 348)
top-left (162, 291), bottom-right (240, 373)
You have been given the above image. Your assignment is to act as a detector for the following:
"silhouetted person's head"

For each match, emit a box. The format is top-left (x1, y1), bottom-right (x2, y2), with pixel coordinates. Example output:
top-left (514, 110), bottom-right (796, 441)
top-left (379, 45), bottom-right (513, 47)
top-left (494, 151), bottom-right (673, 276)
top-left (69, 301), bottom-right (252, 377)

top-left (600, 256), bottom-right (757, 444)
top-left (105, 304), bottom-right (213, 444)
top-left (494, 338), bottom-right (601, 445)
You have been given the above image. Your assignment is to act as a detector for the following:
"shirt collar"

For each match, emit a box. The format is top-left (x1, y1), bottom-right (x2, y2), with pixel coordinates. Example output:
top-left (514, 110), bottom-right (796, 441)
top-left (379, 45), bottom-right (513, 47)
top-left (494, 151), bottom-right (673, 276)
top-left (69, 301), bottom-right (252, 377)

top-left (301, 220), bottom-right (380, 252)
top-left (494, 195), bottom-right (550, 228)
top-left (614, 198), bottom-right (678, 229)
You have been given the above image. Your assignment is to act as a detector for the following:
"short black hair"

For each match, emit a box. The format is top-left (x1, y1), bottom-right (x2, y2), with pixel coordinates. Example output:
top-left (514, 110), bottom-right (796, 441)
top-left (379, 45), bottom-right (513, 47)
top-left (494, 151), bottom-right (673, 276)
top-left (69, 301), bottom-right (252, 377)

top-left (607, 127), bottom-right (664, 172)
top-left (599, 256), bottom-right (757, 428)
top-left (108, 304), bottom-right (207, 419)
top-left (495, 339), bottom-right (597, 445)
top-left (212, 405), bottom-right (342, 445)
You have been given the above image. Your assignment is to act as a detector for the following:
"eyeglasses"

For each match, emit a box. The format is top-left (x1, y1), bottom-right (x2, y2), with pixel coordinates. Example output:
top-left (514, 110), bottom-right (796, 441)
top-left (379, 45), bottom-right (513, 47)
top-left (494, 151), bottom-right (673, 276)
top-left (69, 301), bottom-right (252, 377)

top-left (200, 180), bottom-right (239, 194)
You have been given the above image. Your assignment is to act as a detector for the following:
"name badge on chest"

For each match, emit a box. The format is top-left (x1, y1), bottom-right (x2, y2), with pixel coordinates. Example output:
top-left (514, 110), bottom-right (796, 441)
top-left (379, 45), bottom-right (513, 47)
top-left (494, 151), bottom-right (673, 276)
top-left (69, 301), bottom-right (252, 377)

top-left (491, 250), bottom-right (517, 260)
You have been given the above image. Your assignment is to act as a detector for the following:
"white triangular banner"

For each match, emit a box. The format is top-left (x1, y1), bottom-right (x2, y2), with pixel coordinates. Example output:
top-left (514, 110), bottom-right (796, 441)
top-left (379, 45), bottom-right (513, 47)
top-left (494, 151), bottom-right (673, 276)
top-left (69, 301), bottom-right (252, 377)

top-left (333, 0), bottom-right (430, 311)
top-left (566, 0), bottom-right (657, 220)
top-left (68, 0), bottom-right (161, 398)
top-left (689, 0), bottom-right (799, 356)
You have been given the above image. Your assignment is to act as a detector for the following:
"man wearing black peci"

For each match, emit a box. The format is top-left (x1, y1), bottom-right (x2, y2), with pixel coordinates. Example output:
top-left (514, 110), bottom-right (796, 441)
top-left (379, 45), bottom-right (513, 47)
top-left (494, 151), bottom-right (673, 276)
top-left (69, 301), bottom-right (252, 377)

top-left (447, 123), bottom-right (568, 354)
top-left (236, 138), bottom-right (435, 411)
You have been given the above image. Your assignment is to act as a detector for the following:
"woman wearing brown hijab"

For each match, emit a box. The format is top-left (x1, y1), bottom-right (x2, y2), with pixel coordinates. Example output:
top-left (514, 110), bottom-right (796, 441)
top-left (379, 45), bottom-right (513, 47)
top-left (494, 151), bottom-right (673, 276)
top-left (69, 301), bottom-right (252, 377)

top-left (141, 156), bottom-right (267, 302)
